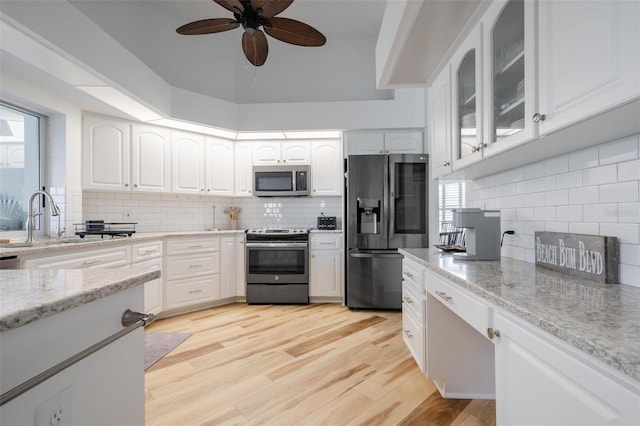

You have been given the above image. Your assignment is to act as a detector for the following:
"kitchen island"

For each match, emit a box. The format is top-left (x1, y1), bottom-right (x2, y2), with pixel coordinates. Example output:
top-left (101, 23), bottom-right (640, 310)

top-left (399, 248), bottom-right (640, 425)
top-left (0, 267), bottom-right (160, 425)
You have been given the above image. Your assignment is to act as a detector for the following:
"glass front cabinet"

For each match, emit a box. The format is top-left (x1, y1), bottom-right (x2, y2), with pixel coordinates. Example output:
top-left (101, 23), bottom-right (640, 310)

top-left (482, 0), bottom-right (537, 157)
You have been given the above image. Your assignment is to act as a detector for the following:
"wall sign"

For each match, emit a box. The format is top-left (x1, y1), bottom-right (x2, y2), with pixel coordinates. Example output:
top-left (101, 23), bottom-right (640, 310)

top-left (534, 231), bottom-right (618, 284)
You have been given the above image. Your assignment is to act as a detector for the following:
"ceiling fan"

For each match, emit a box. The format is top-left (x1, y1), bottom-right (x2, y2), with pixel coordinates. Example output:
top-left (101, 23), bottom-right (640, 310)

top-left (176, 0), bottom-right (326, 67)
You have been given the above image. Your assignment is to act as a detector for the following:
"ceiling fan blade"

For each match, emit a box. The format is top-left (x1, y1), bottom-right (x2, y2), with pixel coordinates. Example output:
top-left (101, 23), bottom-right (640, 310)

top-left (242, 30), bottom-right (269, 66)
top-left (177, 18), bottom-right (239, 35)
top-left (263, 17), bottom-right (326, 46)
top-left (250, 0), bottom-right (293, 18)
top-left (213, 0), bottom-right (244, 14)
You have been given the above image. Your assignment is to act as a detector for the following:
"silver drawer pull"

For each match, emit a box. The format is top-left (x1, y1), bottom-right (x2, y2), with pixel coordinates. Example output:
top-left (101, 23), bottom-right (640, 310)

top-left (143, 249), bottom-right (158, 254)
top-left (188, 245), bottom-right (204, 248)
top-left (403, 329), bottom-right (413, 339)
top-left (403, 296), bottom-right (413, 304)
top-left (82, 259), bottom-right (102, 266)
top-left (403, 271), bottom-right (414, 278)
top-left (188, 264), bottom-right (203, 269)
top-left (435, 291), bottom-right (452, 302)
top-left (188, 289), bottom-right (203, 294)
top-left (319, 242), bottom-right (334, 245)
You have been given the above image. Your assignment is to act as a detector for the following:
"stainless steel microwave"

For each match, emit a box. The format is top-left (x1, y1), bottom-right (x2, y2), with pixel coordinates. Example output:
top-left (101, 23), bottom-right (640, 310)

top-left (253, 165), bottom-right (310, 197)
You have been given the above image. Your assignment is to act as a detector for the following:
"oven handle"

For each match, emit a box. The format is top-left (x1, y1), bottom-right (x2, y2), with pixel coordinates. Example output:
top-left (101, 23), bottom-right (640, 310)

top-left (246, 242), bottom-right (308, 248)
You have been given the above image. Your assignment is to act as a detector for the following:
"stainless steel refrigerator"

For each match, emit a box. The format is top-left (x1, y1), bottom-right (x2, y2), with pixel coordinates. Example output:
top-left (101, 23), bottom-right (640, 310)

top-left (345, 154), bottom-right (428, 309)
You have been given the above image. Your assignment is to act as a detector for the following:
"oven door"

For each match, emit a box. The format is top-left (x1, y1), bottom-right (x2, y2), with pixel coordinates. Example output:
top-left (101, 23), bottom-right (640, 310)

top-left (246, 242), bottom-right (308, 284)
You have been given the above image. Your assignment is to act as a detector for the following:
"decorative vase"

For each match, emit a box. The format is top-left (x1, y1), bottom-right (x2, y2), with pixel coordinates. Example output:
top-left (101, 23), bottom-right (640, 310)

top-left (230, 218), bottom-right (237, 230)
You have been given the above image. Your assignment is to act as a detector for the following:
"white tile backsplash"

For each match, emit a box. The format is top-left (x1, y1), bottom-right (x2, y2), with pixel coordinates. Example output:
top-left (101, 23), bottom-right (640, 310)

top-left (83, 192), bottom-right (342, 233)
top-left (466, 133), bottom-right (640, 287)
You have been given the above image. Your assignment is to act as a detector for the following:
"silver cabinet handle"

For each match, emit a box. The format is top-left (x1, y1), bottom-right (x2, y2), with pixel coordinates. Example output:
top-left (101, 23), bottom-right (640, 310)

top-left (188, 264), bottom-right (203, 269)
top-left (403, 271), bottom-right (414, 278)
top-left (188, 289), bottom-right (203, 294)
top-left (124, 183), bottom-right (129, 187)
top-left (435, 290), bottom-right (452, 302)
top-left (403, 296), bottom-right (413, 304)
top-left (487, 328), bottom-right (501, 339)
top-left (533, 113), bottom-right (546, 123)
top-left (82, 259), bottom-right (102, 266)
top-left (143, 249), bottom-right (158, 254)
top-left (403, 329), bottom-right (413, 339)
top-left (188, 245), bottom-right (204, 248)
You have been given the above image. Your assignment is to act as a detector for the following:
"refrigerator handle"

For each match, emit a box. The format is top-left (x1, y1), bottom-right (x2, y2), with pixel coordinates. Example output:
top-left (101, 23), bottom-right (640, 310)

top-left (388, 158), bottom-right (395, 240)
top-left (382, 157), bottom-right (390, 241)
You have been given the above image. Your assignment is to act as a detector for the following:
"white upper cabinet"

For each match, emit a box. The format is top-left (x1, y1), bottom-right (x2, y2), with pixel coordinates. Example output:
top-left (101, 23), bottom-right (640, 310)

top-left (83, 116), bottom-right (131, 190)
top-left (430, 65), bottom-right (453, 178)
top-left (347, 131), bottom-right (424, 156)
top-left (131, 125), bottom-right (170, 193)
top-left (451, 26), bottom-right (484, 171)
top-left (252, 141), bottom-right (310, 165)
top-left (537, 0), bottom-right (640, 135)
top-left (311, 140), bottom-right (342, 197)
top-left (383, 132), bottom-right (424, 154)
top-left (205, 137), bottom-right (234, 196)
top-left (234, 142), bottom-right (253, 196)
top-left (171, 131), bottom-right (205, 194)
top-left (345, 132), bottom-right (385, 155)
top-left (481, 0), bottom-right (537, 158)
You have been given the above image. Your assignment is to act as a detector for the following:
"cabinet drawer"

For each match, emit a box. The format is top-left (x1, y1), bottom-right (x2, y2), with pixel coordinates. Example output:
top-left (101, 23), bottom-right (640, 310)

top-left (402, 280), bottom-right (425, 323)
top-left (165, 275), bottom-right (219, 308)
top-left (166, 253), bottom-right (219, 280)
top-left (402, 259), bottom-right (424, 295)
top-left (402, 308), bottom-right (426, 372)
top-left (310, 234), bottom-right (343, 250)
top-left (425, 271), bottom-right (491, 336)
top-left (22, 246), bottom-right (131, 270)
top-left (131, 240), bottom-right (163, 262)
top-left (166, 237), bottom-right (219, 255)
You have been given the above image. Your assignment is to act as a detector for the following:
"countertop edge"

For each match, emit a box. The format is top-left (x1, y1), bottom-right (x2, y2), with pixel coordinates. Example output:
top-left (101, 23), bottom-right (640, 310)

top-left (0, 269), bottom-right (160, 332)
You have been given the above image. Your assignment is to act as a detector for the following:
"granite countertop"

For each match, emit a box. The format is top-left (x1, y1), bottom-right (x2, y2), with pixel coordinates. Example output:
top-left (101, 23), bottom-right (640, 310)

top-left (0, 230), bottom-right (246, 257)
top-left (399, 248), bottom-right (640, 383)
top-left (0, 267), bottom-right (161, 332)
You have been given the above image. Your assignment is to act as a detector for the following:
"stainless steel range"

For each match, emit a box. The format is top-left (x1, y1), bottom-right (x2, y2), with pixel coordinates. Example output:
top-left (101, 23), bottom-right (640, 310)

top-left (245, 228), bottom-right (309, 304)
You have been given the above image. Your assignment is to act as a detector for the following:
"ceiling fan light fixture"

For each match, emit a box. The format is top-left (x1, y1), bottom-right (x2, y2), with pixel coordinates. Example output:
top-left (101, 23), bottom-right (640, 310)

top-left (176, 0), bottom-right (325, 67)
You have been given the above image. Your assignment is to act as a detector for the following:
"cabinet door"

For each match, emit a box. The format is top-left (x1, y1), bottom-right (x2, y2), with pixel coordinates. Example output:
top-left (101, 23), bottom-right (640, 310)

top-left (282, 141), bottom-right (311, 164)
top-left (131, 125), bottom-right (170, 193)
top-left (451, 26), bottom-right (484, 170)
top-left (494, 311), bottom-right (640, 425)
top-left (482, 0), bottom-right (537, 158)
top-left (205, 137), bottom-right (234, 196)
top-left (134, 257), bottom-right (163, 315)
top-left (430, 65), bottom-right (452, 178)
top-left (384, 132), bottom-right (424, 154)
top-left (345, 132), bottom-right (385, 155)
top-left (538, 0), bottom-right (640, 135)
top-left (234, 142), bottom-right (253, 196)
top-left (253, 141), bottom-right (282, 164)
top-left (83, 116), bottom-right (130, 191)
top-left (309, 249), bottom-right (343, 297)
top-left (236, 234), bottom-right (246, 297)
top-left (171, 131), bottom-right (205, 194)
top-left (311, 140), bottom-right (342, 197)
top-left (220, 236), bottom-right (238, 298)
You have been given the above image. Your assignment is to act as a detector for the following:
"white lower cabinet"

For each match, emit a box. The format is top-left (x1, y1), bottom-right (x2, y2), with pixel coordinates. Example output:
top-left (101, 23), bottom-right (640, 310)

top-left (401, 258), bottom-right (426, 372)
top-left (131, 240), bottom-right (164, 315)
top-left (220, 236), bottom-right (239, 299)
top-left (493, 311), bottom-right (640, 426)
top-left (164, 237), bottom-right (220, 310)
top-left (21, 246), bottom-right (131, 270)
top-left (309, 233), bottom-right (343, 300)
top-left (236, 234), bottom-right (246, 297)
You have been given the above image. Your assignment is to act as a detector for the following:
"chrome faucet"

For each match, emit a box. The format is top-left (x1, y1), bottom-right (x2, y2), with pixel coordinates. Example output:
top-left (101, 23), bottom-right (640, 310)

top-left (26, 190), bottom-right (61, 243)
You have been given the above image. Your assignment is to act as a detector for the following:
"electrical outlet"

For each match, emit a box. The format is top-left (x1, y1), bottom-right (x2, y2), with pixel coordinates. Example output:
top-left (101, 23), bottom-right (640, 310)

top-left (123, 210), bottom-right (132, 220)
top-left (35, 386), bottom-right (73, 426)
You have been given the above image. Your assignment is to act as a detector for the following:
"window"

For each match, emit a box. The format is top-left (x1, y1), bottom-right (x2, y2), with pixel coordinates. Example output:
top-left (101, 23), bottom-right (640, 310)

top-left (439, 181), bottom-right (466, 226)
top-left (0, 103), bottom-right (42, 233)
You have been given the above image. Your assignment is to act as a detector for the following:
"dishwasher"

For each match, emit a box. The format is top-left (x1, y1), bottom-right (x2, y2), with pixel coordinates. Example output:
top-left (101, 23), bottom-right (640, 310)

top-left (0, 256), bottom-right (21, 269)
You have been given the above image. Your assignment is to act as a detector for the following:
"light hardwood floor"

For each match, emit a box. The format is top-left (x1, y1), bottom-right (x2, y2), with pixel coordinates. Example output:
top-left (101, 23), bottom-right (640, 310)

top-left (144, 303), bottom-right (496, 426)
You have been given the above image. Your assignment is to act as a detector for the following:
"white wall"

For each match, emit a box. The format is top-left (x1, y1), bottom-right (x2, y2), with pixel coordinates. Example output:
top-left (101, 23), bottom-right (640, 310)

top-left (467, 134), bottom-right (640, 287)
top-left (82, 192), bottom-right (342, 233)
